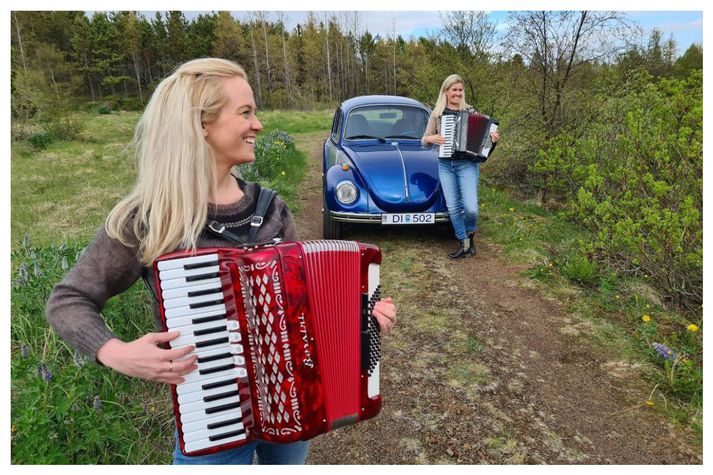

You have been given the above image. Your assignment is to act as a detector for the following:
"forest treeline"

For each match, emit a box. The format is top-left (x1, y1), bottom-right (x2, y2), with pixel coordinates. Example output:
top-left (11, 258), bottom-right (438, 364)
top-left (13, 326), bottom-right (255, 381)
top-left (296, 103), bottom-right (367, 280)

top-left (10, 10), bottom-right (703, 313)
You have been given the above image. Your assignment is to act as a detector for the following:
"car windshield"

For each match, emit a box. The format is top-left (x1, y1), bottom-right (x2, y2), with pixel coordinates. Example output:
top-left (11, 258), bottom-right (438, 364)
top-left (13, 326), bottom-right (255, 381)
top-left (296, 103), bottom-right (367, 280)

top-left (345, 105), bottom-right (429, 140)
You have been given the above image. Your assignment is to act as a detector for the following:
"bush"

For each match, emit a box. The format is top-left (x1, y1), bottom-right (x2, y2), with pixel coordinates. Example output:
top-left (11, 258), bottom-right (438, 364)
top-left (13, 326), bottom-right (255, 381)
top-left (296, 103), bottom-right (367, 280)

top-left (531, 70), bottom-right (702, 311)
top-left (97, 105), bottom-right (112, 115)
top-left (28, 131), bottom-right (55, 150)
top-left (559, 251), bottom-right (598, 287)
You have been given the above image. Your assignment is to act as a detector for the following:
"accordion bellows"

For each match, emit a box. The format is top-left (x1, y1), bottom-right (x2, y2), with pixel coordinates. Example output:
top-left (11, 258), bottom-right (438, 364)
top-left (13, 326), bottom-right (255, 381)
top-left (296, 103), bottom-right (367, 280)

top-left (154, 240), bottom-right (383, 456)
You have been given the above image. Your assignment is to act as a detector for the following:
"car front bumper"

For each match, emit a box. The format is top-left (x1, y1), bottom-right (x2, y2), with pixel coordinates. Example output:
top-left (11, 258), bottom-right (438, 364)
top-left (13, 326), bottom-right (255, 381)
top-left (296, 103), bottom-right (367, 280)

top-left (327, 210), bottom-right (451, 224)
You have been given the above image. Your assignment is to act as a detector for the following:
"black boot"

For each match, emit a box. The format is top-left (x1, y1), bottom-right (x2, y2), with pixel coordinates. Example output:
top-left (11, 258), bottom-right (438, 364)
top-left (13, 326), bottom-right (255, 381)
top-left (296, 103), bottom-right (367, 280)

top-left (468, 232), bottom-right (477, 256)
top-left (448, 239), bottom-right (473, 259)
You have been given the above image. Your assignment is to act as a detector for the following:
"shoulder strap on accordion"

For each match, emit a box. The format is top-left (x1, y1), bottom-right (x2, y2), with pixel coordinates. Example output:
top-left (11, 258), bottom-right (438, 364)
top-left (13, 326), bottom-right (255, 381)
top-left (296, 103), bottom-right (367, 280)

top-left (205, 186), bottom-right (277, 246)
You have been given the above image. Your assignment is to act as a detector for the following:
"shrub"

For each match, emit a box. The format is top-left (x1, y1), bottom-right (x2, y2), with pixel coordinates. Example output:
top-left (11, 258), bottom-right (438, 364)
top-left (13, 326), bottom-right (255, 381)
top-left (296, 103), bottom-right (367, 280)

top-left (97, 105), bottom-right (112, 115)
top-left (559, 251), bottom-right (598, 287)
top-left (28, 131), bottom-right (55, 149)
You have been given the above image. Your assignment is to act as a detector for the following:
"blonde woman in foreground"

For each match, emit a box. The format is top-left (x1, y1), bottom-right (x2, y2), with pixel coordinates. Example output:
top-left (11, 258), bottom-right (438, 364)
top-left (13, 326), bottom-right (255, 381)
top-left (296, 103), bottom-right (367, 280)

top-left (46, 58), bottom-right (396, 464)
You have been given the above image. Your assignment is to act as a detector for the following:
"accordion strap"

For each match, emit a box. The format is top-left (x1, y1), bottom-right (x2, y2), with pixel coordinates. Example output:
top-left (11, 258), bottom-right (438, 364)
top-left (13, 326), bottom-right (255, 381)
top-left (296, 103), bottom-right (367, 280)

top-left (206, 186), bottom-right (277, 246)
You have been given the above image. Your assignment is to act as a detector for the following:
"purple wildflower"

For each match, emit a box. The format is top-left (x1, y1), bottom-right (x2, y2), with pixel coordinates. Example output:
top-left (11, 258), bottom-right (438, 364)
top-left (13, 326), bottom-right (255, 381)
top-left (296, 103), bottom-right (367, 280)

top-left (36, 363), bottom-right (52, 382)
top-left (73, 352), bottom-right (85, 368)
top-left (21, 235), bottom-right (31, 252)
top-left (18, 263), bottom-right (29, 281)
top-left (652, 342), bottom-right (677, 361)
top-left (20, 344), bottom-right (29, 359)
top-left (93, 395), bottom-right (103, 412)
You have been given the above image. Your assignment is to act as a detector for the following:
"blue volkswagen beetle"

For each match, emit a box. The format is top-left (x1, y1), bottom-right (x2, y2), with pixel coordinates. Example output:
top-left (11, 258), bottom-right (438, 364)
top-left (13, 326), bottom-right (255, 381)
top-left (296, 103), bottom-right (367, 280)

top-left (322, 95), bottom-right (449, 239)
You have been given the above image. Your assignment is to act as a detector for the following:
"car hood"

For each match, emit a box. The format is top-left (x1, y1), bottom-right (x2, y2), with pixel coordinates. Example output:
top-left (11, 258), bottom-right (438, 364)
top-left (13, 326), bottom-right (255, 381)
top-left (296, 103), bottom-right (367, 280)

top-left (343, 142), bottom-right (441, 212)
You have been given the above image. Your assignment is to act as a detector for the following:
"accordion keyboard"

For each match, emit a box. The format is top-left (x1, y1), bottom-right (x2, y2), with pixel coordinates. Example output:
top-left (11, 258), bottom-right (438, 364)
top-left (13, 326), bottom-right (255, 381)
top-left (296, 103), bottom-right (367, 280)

top-left (157, 253), bottom-right (249, 453)
top-left (438, 114), bottom-right (456, 158)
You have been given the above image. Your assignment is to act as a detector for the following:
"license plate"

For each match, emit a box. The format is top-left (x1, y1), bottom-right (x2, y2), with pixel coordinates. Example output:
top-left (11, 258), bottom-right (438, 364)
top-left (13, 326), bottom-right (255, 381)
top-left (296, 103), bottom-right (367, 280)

top-left (381, 213), bottom-right (435, 225)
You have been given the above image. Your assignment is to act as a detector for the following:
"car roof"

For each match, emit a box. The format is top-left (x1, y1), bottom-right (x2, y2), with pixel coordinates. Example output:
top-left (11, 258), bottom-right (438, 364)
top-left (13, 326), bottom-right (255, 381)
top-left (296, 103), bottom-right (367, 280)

top-left (340, 95), bottom-right (430, 112)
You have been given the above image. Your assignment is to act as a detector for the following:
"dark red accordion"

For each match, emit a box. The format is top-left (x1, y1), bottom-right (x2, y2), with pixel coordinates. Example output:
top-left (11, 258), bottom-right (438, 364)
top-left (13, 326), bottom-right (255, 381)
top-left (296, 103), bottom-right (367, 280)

top-left (438, 111), bottom-right (499, 160)
top-left (154, 240), bottom-right (383, 456)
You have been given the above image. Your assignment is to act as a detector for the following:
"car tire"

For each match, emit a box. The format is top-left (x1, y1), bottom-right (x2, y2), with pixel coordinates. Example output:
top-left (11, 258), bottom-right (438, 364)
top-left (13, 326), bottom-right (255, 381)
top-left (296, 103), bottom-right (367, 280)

top-left (322, 207), bottom-right (342, 240)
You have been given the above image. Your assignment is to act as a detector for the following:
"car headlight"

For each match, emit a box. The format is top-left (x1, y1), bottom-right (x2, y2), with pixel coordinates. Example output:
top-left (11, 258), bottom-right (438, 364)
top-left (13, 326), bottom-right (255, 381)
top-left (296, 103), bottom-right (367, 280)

top-left (336, 181), bottom-right (358, 204)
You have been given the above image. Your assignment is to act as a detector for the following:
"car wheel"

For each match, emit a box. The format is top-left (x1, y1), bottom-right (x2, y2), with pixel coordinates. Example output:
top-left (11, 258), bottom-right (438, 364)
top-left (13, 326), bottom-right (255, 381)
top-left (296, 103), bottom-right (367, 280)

top-left (322, 207), bottom-right (342, 239)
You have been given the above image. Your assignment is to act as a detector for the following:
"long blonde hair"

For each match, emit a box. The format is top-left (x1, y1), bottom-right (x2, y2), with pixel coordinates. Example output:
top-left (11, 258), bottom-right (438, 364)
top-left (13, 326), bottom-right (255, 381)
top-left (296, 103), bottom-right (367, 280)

top-left (432, 74), bottom-right (471, 118)
top-left (106, 58), bottom-right (248, 265)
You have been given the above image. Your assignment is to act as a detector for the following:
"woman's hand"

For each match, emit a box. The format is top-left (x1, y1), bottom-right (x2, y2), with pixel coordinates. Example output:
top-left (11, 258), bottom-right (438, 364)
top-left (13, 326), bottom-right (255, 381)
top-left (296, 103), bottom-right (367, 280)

top-left (372, 297), bottom-right (397, 336)
top-left (96, 332), bottom-right (198, 385)
top-left (426, 134), bottom-right (446, 145)
top-left (490, 131), bottom-right (500, 143)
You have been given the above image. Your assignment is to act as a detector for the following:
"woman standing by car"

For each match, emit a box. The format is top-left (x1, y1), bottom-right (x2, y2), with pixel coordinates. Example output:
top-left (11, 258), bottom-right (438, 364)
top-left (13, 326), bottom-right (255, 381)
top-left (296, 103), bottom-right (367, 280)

top-left (45, 57), bottom-right (397, 464)
top-left (422, 74), bottom-right (500, 259)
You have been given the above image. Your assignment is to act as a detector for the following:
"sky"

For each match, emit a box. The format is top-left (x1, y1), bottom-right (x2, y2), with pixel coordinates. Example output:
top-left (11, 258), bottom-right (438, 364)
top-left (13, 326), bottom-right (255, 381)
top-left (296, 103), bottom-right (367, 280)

top-left (221, 10), bottom-right (703, 55)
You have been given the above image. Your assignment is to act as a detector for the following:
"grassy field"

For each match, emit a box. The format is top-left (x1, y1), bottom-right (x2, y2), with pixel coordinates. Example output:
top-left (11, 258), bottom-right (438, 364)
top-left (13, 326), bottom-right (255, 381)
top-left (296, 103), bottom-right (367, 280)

top-left (10, 107), bottom-right (701, 463)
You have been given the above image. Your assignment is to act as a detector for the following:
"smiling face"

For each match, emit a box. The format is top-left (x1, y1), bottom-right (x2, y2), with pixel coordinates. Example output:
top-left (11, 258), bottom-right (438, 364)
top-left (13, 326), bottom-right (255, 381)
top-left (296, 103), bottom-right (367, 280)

top-left (445, 81), bottom-right (464, 108)
top-left (203, 76), bottom-right (263, 169)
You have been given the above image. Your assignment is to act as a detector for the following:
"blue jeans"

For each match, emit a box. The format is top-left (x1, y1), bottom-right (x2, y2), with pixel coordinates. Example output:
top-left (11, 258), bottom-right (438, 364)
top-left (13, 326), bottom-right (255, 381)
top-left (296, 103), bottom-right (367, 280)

top-left (438, 159), bottom-right (480, 240)
top-left (173, 433), bottom-right (310, 465)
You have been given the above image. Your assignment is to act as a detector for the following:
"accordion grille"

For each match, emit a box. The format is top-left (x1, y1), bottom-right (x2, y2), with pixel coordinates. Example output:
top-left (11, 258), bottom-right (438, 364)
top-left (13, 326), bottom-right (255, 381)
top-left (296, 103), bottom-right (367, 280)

top-left (301, 240), bottom-right (361, 425)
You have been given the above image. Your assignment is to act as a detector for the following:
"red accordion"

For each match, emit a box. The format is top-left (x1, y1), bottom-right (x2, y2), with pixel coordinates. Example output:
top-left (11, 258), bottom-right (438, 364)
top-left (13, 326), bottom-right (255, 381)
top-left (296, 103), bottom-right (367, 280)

top-left (439, 111), bottom-right (499, 161)
top-left (154, 240), bottom-right (383, 456)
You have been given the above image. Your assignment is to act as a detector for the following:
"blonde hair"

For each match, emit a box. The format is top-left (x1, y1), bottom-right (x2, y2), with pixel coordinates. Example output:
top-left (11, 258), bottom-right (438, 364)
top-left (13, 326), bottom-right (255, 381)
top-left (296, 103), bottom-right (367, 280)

top-left (106, 58), bottom-right (248, 265)
top-left (432, 74), bottom-right (471, 118)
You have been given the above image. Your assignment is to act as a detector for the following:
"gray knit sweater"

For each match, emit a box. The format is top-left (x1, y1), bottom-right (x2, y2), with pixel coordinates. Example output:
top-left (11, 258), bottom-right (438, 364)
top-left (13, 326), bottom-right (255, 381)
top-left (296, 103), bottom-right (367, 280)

top-left (45, 178), bottom-right (298, 361)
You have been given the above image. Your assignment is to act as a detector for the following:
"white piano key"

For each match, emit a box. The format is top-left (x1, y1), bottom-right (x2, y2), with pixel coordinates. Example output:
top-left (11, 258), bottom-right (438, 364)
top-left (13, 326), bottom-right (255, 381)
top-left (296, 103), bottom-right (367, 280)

top-left (184, 432), bottom-right (247, 454)
top-left (157, 253), bottom-right (220, 271)
top-left (179, 394), bottom-right (241, 417)
top-left (167, 319), bottom-right (230, 335)
top-left (179, 396), bottom-right (241, 423)
top-left (161, 279), bottom-right (222, 299)
top-left (183, 420), bottom-right (245, 443)
top-left (165, 302), bottom-right (226, 319)
top-left (177, 381), bottom-right (240, 405)
top-left (182, 363), bottom-right (247, 385)
top-left (162, 291), bottom-right (225, 310)
top-left (171, 329), bottom-right (241, 350)
top-left (159, 264), bottom-right (220, 282)
top-left (176, 369), bottom-right (244, 396)
top-left (181, 411), bottom-right (243, 435)
top-left (164, 309), bottom-right (228, 330)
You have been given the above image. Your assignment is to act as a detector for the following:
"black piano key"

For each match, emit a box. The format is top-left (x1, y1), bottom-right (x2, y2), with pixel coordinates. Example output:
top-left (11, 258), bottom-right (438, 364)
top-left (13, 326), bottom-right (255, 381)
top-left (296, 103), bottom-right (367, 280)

top-left (204, 389), bottom-right (240, 403)
top-left (190, 299), bottom-right (225, 310)
top-left (191, 313), bottom-right (227, 325)
top-left (195, 336), bottom-right (229, 348)
top-left (205, 401), bottom-right (241, 415)
top-left (193, 325), bottom-right (227, 337)
top-left (201, 378), bottom-right (235, 391)
top-left (197, 352), bottom-right (233, 364)
top-left (209, 428), bottom-right (246, 442)
top-left (187, 287), bottom-right (223, 298)
top-left (207, 416), bottom-right (243, 430)
top-left (183, 260), bottom-right (219, 270)
top-left (186, 272), bottom-right (220, 282)
top-left (200, 363), bottom-right (235, 376)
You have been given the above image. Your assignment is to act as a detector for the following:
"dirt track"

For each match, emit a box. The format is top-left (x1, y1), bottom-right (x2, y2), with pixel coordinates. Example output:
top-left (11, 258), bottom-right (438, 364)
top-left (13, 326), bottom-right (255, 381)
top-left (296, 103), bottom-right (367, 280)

top-left (292, 132), bottom-right (701, 464)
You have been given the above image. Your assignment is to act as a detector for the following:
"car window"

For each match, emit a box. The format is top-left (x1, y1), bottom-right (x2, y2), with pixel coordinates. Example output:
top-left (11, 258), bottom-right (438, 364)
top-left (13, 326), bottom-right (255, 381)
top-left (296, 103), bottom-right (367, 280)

top-left (345, 105), bottom-right (429, 140)
top-left (331, 108), bottom-right (342, 143)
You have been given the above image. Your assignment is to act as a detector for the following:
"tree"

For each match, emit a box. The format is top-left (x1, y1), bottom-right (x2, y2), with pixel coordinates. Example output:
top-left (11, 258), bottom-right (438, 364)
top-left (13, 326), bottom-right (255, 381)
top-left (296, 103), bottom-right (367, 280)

top-left (502, 11), bottom-right (637, 138)
top-left (440, 11), bottom-right (496, 60)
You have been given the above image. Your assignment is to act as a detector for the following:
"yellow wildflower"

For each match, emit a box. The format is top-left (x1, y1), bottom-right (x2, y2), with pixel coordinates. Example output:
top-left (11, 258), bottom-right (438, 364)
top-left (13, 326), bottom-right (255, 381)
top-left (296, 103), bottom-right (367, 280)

top-left (641, 314), bottom-right (651, 323)
top-left (281, 171), bottom-right (286, 176)
top-left (687, 324), bottom-right (698, 332)
top-left (508, 208), bottom-right (515, 212)
top-left (645, 400), bottom-right (655, 407)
